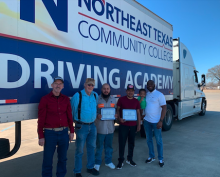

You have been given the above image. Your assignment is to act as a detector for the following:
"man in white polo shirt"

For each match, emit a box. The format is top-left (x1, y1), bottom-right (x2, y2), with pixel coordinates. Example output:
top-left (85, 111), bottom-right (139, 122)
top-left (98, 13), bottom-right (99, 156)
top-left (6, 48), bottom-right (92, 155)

top-left (143, 80), bottom-right (166, 167)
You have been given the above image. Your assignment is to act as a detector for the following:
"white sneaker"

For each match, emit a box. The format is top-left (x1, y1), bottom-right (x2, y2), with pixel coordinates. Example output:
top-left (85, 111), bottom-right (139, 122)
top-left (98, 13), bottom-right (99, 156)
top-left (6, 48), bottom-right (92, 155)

top-left (94, 164), bottom-right (100, 171)
top-left (105, 162), bottom-right (115, 169)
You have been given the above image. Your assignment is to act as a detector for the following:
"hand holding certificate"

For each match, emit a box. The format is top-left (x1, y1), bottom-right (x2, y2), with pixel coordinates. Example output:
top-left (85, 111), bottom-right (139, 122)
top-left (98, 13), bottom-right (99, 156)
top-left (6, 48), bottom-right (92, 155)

top-left (123, 109), bottom-right (137, 121)
top-left (101, 108), bottom-right (116, 120)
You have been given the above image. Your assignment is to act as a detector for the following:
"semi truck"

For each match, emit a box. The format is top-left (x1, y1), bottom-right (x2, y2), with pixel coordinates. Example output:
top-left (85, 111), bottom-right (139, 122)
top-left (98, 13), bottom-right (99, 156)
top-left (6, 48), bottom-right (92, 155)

top-left (0, 0), bottom-right (206, 159)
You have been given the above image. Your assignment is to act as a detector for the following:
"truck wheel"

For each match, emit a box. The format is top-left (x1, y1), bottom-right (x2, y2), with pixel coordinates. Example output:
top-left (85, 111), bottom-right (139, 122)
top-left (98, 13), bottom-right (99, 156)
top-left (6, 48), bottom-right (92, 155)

top-left (0, 138), bottom-right (10, 159)
top-left (162, 104), bottom-right (173, 131)
top-left (199, 99), bottom-right (206, 116)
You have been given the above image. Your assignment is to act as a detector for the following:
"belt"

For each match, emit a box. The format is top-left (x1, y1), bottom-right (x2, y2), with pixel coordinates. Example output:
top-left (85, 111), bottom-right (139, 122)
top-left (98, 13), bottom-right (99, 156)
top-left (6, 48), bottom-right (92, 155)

top-left (75, 121), bottom-right (94, 125)
top-left (44, 127), bottom-right (67, 131)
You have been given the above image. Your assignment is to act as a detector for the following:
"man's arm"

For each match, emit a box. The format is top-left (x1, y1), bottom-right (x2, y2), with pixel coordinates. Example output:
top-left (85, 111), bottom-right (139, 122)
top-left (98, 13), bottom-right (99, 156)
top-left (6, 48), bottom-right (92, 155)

top-left (38, 97), bottom-right (47, 146)
top-left (136, 109), bottom-right (141, 132)
top-left (157, 105), bottom-right (167, 129)
top-left (70, 93), bottom-right (79, 121)
top-left (116, 106), bottom-right (126, 123)
top-left (67, 99), bottom-right (74, 141)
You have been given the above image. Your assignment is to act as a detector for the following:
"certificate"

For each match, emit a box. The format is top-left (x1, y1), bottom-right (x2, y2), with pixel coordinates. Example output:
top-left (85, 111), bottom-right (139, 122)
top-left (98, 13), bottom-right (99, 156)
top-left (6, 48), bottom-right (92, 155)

top-left (123, 109), bottom-right (137, 121)
top-left (101, 108), bottom-right (116, 120)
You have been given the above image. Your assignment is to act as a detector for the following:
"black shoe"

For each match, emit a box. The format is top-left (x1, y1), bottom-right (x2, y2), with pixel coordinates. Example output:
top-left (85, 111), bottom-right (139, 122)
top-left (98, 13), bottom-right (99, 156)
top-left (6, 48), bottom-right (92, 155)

top-left (116, 162), bottom-right (124, 169)
top-left (159, 161), bottom-right (164, 167)
top-left (145, 158), bottom-right (155, 163)
top-left (87, 168), bottom-right (99, 176)
top-left (126, 159), bottom-right (137, 167)
top-left (74, 173), bottom-right (82, 177)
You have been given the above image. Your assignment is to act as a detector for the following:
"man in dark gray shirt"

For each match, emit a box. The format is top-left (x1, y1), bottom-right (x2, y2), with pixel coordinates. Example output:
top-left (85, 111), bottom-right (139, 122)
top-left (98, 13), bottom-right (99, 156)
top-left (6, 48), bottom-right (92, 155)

top-left (94, 83), bottom-right (118, 173)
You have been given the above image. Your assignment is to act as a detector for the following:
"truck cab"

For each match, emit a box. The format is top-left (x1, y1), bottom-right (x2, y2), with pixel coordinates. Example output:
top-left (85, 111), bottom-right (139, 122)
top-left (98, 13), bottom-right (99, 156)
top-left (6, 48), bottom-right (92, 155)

top-left (172, 38), bottom-right (206, 120)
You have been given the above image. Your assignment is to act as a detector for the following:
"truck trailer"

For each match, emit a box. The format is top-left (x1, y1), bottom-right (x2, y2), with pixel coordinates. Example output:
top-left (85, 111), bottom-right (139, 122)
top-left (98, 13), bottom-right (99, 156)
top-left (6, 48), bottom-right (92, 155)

top-left (0, 0), bottom-right (206, 159)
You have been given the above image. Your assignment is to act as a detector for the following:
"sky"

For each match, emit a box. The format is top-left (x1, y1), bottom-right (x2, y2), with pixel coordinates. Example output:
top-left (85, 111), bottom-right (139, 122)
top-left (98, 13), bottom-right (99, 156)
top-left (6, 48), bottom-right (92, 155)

top-left (136, 0), bottom-right (220, 82)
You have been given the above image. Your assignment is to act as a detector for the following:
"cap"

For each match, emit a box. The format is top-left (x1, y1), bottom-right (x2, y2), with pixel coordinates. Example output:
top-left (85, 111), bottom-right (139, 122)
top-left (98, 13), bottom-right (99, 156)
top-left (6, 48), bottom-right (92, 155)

top-left (127, 84), bottom-right (135, 90)
top-left (53, 76), bottom-right (64, 83)
top-left (85, 78), bottom-right (95, 85)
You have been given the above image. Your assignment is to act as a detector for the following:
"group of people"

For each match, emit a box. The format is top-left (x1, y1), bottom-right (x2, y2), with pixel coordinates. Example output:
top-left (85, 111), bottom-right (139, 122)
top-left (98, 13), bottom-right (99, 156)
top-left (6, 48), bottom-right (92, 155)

top-left (37, 77), bottom-right (167, 177)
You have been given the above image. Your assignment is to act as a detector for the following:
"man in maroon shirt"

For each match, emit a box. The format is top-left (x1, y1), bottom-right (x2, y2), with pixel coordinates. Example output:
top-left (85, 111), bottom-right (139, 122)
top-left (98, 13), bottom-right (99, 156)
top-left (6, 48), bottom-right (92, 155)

top-left (116, 84), bottom-right (141, 169)
top-left (38, 76), bottom-right (74, 177)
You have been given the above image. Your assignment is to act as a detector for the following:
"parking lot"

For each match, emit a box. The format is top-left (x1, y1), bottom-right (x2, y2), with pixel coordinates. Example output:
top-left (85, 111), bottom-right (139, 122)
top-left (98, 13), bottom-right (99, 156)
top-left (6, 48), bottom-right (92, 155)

top-left (0, 90), bottom-right (220, 177)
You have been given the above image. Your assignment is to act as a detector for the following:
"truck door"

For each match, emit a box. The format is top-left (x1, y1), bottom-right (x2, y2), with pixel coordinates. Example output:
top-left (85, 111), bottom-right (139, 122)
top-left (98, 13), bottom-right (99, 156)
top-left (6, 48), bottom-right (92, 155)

top-left (193, 70), bottom-right (202, 113)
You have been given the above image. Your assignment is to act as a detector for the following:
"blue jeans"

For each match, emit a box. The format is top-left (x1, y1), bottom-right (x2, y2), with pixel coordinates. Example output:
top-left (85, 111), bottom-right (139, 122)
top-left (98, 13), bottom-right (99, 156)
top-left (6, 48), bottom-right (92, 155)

top-left (95, 133), bottom-right (114, 165)
top-left (143, 120), bottom-right (163, 160)
top-left (74, 123), bottom-right (97, 174)
top-left (42, 128), bottom-right (69, 177)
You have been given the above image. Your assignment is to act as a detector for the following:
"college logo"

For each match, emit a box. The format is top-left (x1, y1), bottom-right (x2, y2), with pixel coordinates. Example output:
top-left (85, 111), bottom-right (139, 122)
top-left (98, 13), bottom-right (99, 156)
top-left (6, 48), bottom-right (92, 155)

top-left (101, 0), bottom-right (105, 5)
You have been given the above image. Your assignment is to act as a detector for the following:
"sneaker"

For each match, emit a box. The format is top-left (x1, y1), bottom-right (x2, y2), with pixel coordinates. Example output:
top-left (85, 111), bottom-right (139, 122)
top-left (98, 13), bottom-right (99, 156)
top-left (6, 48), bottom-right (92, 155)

top-left (159, 160), bottom-right (164, 167)
top-left (145, 157), bottom-right (155, 163)
top-left (126, 160), bottom-right (137, 167)
top-left (74, 173), bottom-right (82, 177)
top-left (94, 164), bottom-right (100, 171)
top-left (105, 162), bottom-right (115, 169)
top-left (116, 162), bottom-right (124, 169)
top-left (87, 168), bottom-right (99, 176)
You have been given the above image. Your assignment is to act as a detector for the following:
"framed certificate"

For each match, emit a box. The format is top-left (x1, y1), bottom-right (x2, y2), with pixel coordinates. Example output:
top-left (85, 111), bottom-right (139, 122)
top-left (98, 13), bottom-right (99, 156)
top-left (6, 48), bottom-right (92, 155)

top-left (101, 108), bottom-right (116, 120)
top-left (123, 109), bottom-right (137, 121)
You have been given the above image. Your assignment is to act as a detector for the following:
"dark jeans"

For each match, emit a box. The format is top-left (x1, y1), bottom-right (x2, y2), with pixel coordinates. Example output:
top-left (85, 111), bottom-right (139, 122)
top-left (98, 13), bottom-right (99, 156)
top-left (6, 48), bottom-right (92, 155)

top-left (95, 133), bottom-right (114, 165)
top-left (118, 124), bottom-right (136, 162)
top-left (74, 122), bottom-right (97, 174)
top-left (42, 128), bottom-right (69, 177)
top-left (143, 120), bottom-right (163, 160)
top-left (140, 124), bottom-right (146, 138)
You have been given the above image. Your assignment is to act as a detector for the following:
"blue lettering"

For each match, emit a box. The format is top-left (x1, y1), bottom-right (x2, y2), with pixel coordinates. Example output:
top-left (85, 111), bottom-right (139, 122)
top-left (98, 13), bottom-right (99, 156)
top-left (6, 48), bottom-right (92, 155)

top-left (136, 20), bottom-right (142, 34)
top-left (114, 7), bottom-right (121, 24)
top-left (165, 35), bottom-right (169, 46)
top-left (158, 30), bottom-right (161, 43)
top-left (148, 46), bottom-right (153, 57)
top-left (153, 47), bottom-right (157, 58)
top-left (130, 15), bottom-right (135, 31)
top-left (130, 39), bottom-right (136, 52)
top-left (20, 0), bottom-right (68, 32)
top-left (142, 43), bottom-right (147, 55)
top-left (78, 20), bottom-right (89, 38)
top-left (92, 0), bottom-right (105, 16)
top-left (101, 28), bottom-right (112, 45)
top-left (89, 24), bottom-right (100, 41)
top-left (20, 0), bottom-right (35, 23)
top-left (113, 32), bottom-right (122, 48)
top-left (163, 51), bottom-right (167, 61)
top-left (78, 0), bottom-right (91, 11)
top-left (154, 28), bottom-right (157, 40)
top-left (148, 25), bottom-right (152, 38)
top-left (170, 37), bottom-right (173, 47)
top-left (123, 36), bottom-right (129, 50)
top-left (161, 33), bottom-right (166, 44)
top-left (121, 11), bottom-right (129, 28)
top-left (106, 3), bottom-right (114, 22)
top-left (143, 23), bottom-right (148, 36)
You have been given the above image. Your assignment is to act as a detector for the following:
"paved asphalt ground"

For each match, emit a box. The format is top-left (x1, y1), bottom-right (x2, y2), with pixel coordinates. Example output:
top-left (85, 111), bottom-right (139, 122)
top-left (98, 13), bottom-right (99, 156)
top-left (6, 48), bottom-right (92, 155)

top-left (0, 91), bottom-right (220, 177)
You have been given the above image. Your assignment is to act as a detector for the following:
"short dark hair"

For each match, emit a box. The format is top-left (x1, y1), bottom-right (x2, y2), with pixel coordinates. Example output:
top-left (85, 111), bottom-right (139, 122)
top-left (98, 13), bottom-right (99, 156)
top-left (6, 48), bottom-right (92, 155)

top-left (139, 89), bottom-right (146, 94)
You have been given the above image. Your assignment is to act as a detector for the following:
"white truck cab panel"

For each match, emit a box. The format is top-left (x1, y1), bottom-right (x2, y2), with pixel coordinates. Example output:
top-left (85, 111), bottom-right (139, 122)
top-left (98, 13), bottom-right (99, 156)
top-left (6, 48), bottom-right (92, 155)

top-left (173, 38), bottom-right (206, 120)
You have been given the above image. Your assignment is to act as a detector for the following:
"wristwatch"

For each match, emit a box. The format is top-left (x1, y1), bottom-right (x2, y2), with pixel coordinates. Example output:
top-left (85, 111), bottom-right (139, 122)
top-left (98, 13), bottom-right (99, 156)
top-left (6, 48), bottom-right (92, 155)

top-left (159, 119), bottom-right (163, 122)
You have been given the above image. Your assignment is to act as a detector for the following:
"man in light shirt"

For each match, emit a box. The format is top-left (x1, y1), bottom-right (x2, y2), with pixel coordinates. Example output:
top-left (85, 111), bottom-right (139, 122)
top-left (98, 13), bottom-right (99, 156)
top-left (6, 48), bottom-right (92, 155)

top-left (71, 78), bottom-right (99, 177)
top-left (143, 80), bottom-right (166, 167)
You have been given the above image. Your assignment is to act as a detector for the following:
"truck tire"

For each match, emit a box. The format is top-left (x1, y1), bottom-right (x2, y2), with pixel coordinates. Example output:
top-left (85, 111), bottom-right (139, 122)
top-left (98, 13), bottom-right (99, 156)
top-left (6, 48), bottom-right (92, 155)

top-left (199, 99), bottom-right (206, 116)
top-left (162, 104), bottom-right (173, 131)
top-left (0, 138), bottom-right (10, 159)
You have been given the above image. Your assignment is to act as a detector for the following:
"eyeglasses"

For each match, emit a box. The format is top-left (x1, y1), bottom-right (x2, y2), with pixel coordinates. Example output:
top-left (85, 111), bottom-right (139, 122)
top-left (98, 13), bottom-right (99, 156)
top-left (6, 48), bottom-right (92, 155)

top-left (54, 83), bottom-right (63, 86)
top-left (87, 84), bottom-right (94, 87)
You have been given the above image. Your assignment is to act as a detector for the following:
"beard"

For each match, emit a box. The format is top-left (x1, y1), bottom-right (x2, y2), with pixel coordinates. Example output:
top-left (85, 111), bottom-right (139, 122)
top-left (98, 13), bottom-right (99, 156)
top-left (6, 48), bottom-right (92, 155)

top-left (102, 92), bottom-right (111, 98)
